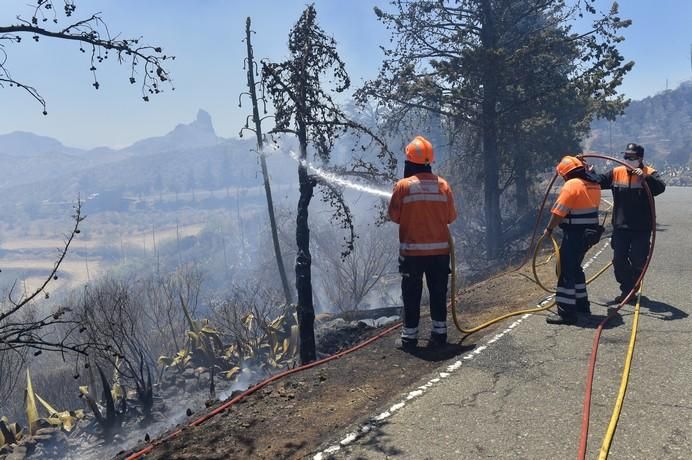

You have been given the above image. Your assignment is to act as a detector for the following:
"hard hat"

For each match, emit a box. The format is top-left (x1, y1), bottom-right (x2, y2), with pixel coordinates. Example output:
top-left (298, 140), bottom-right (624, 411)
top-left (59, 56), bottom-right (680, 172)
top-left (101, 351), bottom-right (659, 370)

top-left (405, 136), bottom-right (434, 165)
top-left (556, 155), bottom-right (584, 178)
top-left (624, 143), bottom-right (644, 157)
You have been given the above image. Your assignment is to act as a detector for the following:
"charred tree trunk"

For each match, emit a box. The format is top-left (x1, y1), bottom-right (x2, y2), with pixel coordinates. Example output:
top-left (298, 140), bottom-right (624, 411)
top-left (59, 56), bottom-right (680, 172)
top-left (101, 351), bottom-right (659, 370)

top-left (245, 18), bottom-right (293, 305)
top-left (295, 124), bottom-right (316, 364)
top-left (481, 0), bottom-right (502, 260)
top-left (515, 154), bottom-right (530, 215)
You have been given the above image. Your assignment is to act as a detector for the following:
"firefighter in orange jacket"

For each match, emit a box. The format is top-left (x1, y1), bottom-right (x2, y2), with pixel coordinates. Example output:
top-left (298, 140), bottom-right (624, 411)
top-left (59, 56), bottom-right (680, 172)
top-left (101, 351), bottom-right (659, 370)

top-left (595, 143), bottom-right (665, 304)
top-left (544, 156), bottom-right (602, 325)
top-left (388, 136), bottom-right (457, 349)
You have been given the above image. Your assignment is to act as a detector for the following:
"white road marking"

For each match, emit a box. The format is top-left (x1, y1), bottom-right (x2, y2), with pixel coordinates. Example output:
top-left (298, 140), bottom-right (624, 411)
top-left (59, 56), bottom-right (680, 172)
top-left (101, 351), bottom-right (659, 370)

top-left (312, 316), bottom-right (530, 459)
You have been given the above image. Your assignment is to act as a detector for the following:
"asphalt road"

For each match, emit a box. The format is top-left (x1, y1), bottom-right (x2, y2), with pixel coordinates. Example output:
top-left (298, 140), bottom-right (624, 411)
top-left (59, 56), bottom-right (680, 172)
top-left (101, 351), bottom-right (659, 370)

top-left (318, 186), bottom-right (691, 460)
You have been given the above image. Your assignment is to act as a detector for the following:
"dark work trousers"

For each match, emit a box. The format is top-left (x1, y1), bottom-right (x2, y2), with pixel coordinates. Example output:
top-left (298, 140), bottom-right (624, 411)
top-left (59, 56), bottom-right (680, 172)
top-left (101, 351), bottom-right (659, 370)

top-left (555, 229), bottom-right (589, 318)
top-left (399, 254), bottom-right (450, 341)
top-left (611, 228), bottom-right (651, 295)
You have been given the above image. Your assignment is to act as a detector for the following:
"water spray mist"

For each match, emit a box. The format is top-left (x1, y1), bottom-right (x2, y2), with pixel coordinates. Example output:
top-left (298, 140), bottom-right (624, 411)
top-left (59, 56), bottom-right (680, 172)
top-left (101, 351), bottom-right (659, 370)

top-left (287, 150), bottom-right (393, 198)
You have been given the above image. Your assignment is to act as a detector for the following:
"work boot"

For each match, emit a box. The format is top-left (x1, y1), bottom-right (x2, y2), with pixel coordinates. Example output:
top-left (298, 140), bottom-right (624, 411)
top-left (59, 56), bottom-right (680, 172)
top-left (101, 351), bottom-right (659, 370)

top-left (395, 337), bottom-right (417, 352)
top-left (576, 301), bottom-right (591, 315)
top-left (427, 333), bottom-right (447, 349)
top-left (546, 313), bottom-right (577, 325)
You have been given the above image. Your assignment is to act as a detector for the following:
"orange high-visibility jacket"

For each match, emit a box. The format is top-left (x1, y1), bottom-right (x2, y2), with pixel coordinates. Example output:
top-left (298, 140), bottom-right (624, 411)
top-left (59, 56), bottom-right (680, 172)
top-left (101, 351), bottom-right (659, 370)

top-left (388, 172), bottom-right (457, 256)
top-left (551, 177), bottom-right (601, 229)
top-left (597, 165), bottom-right (665, 231)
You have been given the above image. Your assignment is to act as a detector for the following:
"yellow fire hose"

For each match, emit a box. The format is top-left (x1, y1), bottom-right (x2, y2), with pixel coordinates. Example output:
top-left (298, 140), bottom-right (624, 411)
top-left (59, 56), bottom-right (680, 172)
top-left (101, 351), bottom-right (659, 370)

top-left (532, 232), bottom-right (560, 293)
top-left (598, 283), bottom-right (643, 460)
top-left (449, 233), bottom-right (613, 335)
top-left (449, 155), bottom-right (655, 460)
top-left (449, 189), bottom-right (615, 335)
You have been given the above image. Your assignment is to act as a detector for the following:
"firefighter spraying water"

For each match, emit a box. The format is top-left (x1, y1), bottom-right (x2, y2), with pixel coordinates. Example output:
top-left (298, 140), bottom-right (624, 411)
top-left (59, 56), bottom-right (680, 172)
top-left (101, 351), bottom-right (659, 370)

top-left (387, 136), bottom-right (457, 350)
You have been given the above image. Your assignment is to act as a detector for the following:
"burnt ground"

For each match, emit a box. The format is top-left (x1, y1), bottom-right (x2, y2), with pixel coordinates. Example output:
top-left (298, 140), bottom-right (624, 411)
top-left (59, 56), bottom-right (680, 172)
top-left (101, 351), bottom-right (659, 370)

top-left (122, 263), bottom-right (555, 460)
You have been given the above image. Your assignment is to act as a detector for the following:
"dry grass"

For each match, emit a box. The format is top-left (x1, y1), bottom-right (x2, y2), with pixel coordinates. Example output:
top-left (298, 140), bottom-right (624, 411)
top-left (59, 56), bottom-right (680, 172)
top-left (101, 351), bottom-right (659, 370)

top-left (0, 222), bottom-right (205, 291)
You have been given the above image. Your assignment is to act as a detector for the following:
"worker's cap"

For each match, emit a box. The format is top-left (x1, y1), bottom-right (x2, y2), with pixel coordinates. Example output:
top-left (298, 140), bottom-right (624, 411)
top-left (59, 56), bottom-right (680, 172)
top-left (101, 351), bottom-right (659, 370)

top-left (405, 136), bottom-right (434, 165)
top-left (556, 155), bottom-right (584, 178)
top-left (624, 143), bottom-right (644, 158)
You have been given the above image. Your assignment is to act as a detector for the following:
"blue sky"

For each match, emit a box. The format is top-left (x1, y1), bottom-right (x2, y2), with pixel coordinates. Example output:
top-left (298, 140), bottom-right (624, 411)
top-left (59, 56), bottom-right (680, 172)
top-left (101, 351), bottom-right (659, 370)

top-left (1, 0), bottom-right (690, 149)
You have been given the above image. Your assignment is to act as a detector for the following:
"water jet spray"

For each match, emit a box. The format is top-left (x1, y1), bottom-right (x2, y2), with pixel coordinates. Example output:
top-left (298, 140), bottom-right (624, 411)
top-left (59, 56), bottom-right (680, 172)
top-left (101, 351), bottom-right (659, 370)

top-left (287, 150), bottom-right (393, 199)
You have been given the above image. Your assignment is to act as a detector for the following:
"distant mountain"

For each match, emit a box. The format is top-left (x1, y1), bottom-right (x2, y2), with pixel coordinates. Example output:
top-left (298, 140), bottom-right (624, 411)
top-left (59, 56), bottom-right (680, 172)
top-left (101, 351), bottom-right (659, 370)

top-left (0, 131), bottom-right (83, 157)
top-left (0, 109), bottom-right (301, 217)
top-left (121, 109), bottom-right (221, 156)
top-left (0, 132), bottom-right (116, 188)
top-left (0, 109), bottom-right (225, 189)
top-left (586, 80), bottom-right (692, 166)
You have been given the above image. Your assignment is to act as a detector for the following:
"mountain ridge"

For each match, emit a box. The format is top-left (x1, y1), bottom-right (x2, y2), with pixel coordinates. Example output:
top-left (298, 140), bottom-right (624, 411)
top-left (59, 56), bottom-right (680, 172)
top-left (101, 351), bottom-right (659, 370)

top-left (586, 80), bottom-right (692, 166)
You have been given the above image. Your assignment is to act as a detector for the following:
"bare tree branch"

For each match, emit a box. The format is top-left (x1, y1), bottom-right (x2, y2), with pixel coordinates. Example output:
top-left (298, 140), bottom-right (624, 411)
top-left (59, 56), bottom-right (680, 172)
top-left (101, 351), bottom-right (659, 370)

top-left (0, 1), bottom-right (173, 113)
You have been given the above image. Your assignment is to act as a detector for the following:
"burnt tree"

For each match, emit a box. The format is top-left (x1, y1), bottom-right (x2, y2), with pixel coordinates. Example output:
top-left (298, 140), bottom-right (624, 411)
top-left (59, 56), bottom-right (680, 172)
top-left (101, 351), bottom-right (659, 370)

top-left (262, 5), bottom-right (395, 363)
top-left (240, 17), bottom-right (293, 306)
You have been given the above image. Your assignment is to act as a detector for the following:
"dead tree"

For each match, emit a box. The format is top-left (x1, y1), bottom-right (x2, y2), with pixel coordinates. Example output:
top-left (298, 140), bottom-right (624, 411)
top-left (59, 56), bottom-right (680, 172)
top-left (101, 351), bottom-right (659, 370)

top-left (314, 223), bottom-right (396, 313)
top-left (262, 6), bottom-right (360, 364)
top-left (0, 202), bottom-right (89, 358)
top-left (262, 6), bottom-right (395, 363)
top-left (77, 277), bottom-right (157, 420)
top-left (240, 17), bottom-right (293, 306)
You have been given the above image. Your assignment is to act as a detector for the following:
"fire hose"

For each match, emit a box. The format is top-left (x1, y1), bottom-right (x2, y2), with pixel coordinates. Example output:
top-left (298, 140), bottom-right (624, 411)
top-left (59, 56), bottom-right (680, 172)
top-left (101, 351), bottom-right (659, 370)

top-left (447, 152), bottom-right (654, 459)
top-left (576, 153), bottom-right (656, 460)
top-left (448, 154), bottom-right (617, 335)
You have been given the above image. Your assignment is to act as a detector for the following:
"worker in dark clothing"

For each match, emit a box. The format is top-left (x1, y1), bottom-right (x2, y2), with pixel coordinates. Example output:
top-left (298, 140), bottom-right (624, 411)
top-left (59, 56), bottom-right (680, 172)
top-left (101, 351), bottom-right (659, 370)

top-left (545, 156), bottom-right (602, 325)
top-left (595, 143), bottom-right (666, 304)
top-left (388, 135), bottom-right (457, 350)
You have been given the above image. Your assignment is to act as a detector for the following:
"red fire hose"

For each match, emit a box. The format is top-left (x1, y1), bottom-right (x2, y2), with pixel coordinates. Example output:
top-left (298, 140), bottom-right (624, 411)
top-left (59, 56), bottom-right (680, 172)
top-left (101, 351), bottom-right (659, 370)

top-left (576, 153), bottom-right (657, 460)
top-left (125, 321), bottom-right (403, 459)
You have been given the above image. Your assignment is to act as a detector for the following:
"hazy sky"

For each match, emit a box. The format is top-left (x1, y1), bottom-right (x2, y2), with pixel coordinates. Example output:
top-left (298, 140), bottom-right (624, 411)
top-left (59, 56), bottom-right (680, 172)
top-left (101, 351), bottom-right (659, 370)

top-left (1, 0), bottom-right (690, 149)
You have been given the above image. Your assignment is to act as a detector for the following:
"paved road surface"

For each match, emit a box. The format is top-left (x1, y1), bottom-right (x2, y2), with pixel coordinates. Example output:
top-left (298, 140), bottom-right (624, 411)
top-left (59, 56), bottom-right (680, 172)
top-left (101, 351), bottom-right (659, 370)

top-left (319, 186), bottom-right (691, 460)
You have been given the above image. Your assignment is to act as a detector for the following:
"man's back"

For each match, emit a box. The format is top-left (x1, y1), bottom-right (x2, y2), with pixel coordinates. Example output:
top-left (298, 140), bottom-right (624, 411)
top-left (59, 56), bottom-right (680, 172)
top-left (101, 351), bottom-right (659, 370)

top-left (388, 172), bottom-right (457, 256)
top-left (553, 177), bottom-right (601, 229)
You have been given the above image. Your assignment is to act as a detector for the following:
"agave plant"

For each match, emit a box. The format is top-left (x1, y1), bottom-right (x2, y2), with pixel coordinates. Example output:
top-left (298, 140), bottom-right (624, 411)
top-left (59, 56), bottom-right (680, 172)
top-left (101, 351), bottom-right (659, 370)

top-left (158, 305), bottom-right (299, 397)
top-left (78, 365), bottom-right (124, 440)
top-left (24, 369), bottom-right (42, 435)
top-left (3, 369), bottom-right (87, 448)
top-left (0, 416), bottom-right (22, 448)
top-left (227, 308), bottom-right (299, 370)
top-left (156, 293), bottom-right (226, 397)
top-left (34, 394), bottom-right (85, 432)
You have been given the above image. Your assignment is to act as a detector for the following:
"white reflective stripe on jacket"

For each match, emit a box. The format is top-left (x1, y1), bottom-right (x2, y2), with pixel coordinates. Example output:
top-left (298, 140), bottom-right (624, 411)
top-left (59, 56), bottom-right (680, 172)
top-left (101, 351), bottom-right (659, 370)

top-left (400, 241), bottom-right (449, 252)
